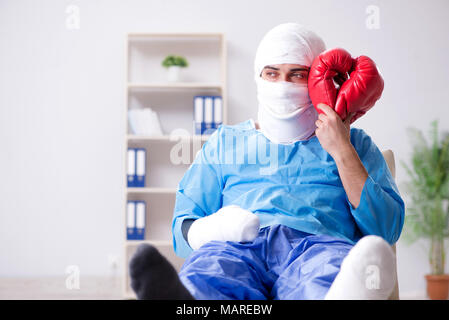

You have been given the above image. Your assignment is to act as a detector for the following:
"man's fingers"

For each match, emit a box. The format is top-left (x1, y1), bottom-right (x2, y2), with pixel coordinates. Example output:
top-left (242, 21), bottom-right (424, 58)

top-left (318, 113), bottom-right (327, 121)
top-left (317, 103), bottom-right (335, 117)
top-left (344, 112), bottom-right (354, 124)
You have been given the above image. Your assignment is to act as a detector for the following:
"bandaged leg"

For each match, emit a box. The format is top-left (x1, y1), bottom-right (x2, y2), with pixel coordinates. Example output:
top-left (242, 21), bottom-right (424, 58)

top-left (180, 225), bottom-right (353, 300)
top-left (180, 227), bottom-right (276, 300)
top-left (271, 233), bottom-right (352, 299)
top-left (325, 235), bottom-right (396, 300)
top-left (129, 244), bottom-right (194, 300)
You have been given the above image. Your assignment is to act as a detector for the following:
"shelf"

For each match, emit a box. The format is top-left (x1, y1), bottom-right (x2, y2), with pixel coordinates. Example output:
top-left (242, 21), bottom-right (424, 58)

top-left (124, 31), bottom-right (225, 298)
top-left (128, 33), bottom-right (224, 40)
top-left (127, 34), bottom-right (224, 85)
top-left (127, 187), bottom-right (176, 194)
top-left (127, 134), bottom-right (210, 142)
top-left (128, 82), bottom-right (223, 90)
top-left (125, 239), bottom-right (172, 247)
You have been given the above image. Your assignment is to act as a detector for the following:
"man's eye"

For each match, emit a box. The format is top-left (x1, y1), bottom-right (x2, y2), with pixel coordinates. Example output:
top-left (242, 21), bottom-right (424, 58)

top-left (266, 72), bottom-right (277, 77)
top-left (292, 73), bottom-right (307, 79)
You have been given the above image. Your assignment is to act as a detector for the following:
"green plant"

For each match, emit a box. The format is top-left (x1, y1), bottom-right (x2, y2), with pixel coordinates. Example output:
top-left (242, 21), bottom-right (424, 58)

top-left (162, 55), bottom-right (188, 68)
top-left (401, 120), bottom-right (449, 275)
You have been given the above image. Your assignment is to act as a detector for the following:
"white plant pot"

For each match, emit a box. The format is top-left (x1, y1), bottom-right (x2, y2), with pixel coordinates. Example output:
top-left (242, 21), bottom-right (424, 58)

top-left (167, 65), bottom-right (181, 82)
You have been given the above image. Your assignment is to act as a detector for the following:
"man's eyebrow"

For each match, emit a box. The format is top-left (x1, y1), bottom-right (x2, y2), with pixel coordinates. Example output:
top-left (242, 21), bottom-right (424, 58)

top-left (262, 66), bottom-right (309, 72)
top-left (289, 68), bottom-right (309, 72)
top-left (263, 66), bottom-right (280, 71)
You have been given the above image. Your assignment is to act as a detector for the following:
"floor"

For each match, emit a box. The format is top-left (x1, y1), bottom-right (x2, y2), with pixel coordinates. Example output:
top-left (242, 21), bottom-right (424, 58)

top-left (0, 276), bottom-right (123, 300)
top-left (0, 277), bottom-right (429, 300)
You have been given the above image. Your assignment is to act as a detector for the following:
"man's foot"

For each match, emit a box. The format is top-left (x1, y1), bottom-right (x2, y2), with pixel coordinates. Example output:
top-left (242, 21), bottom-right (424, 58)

top-left (325, 235), bottom-right (396, 300)
top-left (129, 244), bottom-right (194, 300)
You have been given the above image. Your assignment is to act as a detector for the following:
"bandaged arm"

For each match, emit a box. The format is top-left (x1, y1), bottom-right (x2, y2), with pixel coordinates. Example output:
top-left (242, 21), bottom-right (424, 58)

top-left (172, 129), bottom-right (259, 258)
top-left (186, 205), bottom-right (259, 250)
top-left (345, 129), bottom-right (405, 245)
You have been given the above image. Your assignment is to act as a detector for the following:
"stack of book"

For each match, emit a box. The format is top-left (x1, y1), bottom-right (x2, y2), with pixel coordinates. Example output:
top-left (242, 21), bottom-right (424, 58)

top-left (128, 108), bottom-right (163, 136)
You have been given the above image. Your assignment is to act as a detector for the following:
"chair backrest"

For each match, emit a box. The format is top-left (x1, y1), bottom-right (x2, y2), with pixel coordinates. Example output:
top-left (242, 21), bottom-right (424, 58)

top-left (381, 149), bottom-right (400, 300)
top-left (382, 149), bottom-right (396, 179)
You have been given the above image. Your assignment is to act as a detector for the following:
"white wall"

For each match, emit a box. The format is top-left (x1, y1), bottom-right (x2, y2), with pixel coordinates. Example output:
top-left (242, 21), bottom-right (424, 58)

top-left (1, 0), bottom-right (448, 295)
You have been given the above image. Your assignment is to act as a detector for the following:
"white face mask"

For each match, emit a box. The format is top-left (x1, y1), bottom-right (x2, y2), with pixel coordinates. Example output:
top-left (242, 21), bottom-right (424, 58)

top-left (256, 77), bottom-right (318, 144)
top-left (253, 23), bottom-right (326, 144)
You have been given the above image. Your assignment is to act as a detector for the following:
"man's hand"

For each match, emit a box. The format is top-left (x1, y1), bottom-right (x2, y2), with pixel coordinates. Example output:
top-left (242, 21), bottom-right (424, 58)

top-left (187, 205), bottom-right (260, 250)
top-left (314, 103), bottom-right (353, 159)
top-left (314, 103), bottom-right (368, 208)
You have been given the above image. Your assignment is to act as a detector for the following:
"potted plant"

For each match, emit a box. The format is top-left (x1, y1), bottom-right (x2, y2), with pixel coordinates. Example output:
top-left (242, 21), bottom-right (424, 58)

top-left (401, 120), bottom-right (449, 300)
top-left (162, 55), bottom-right (188, 82)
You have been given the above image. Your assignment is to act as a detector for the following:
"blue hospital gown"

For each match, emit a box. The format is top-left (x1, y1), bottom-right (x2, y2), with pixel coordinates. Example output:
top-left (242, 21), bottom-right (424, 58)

top-left (172, 119), bottom-right (404, 259)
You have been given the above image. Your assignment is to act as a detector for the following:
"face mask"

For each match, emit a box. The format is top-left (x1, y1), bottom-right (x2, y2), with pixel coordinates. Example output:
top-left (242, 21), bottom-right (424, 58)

top-left (256, 77), bottom-right (318, 144)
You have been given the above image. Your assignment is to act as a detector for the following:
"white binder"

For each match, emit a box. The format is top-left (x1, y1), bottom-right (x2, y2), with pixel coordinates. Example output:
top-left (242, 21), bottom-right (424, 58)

top-left (126, 201), bottom-right (136, 239)
top-left (135, 148), bottom-right (146, 187)
top-left (127, 149), bottom-right (136, 187)
top-left (204, 96), bottom-right (213, 134)
top-left (194, 96), bottom-right (204, 135)
top-left (135, 201), bottom-right (146, 239)
top-left (213, 96), bottom-right (223, 128)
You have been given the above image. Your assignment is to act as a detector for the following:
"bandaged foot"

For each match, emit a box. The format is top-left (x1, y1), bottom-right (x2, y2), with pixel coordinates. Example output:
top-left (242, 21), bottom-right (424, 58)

top-left (129, 244), bottom-right (194, 300)
top-left (187, 205), bottom-right (260, 250)
top-left (325, 235), bottom-right (396, 300)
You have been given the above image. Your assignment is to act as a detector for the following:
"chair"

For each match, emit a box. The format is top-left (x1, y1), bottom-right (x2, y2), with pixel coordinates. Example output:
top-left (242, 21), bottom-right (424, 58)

top-left (381, 149), bottom-right (400, 300)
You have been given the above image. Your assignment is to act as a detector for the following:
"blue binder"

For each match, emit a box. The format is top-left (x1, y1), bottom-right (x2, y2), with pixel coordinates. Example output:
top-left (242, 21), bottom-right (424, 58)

top-left (213, 96), bottom-right (223, 130)
top-left (127, 200), bottom-right (146, 240)
top-left (127, 148), bottom-right (136, 187)
top-left (193, 95), bottom-right (222, 135)
top-left (203, 96), bottom-right (214, 135)
top-left (126, 200), bottom-right (136, 240)
top-left (135, 201), bottom-right (146, 240)
top-left (135, 148), bottom-right (146, 188)
top-left (193, 96), bottom-right (204, 135)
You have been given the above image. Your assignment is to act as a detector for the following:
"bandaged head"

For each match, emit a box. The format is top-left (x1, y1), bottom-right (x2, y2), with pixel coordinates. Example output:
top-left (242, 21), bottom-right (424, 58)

top-left (254, 23), bottom-right (326, 144)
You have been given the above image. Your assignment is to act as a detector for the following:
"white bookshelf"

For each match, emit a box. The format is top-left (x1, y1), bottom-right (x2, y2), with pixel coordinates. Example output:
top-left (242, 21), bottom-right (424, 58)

top-left (123, 33), bottom-right (227, 298)
top-left (127, 134), bottom-right (211, 142)
top-left (127, 187), bottom-right (177, 194)
top-left (128, 83), bottom-right (222, 89)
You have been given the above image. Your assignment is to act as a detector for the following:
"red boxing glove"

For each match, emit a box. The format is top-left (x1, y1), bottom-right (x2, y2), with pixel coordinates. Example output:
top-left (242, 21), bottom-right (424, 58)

top-left (308, 48), bottom-right (384, 123)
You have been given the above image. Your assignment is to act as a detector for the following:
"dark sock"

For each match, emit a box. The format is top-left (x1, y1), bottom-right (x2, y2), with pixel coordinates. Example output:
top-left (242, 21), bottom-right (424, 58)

top-left (129, 244), bottom-right (194, 300)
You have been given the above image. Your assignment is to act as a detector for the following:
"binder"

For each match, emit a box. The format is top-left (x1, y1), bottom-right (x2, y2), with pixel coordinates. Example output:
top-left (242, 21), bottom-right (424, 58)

top-left (135, 148), bottom-right (146, 187)
top-left (193, 96), bottom-right (204, 135)
top-left (127, 148), bottom-right (136, 187)
top-left (135, 201), bottom-right (146, 240)
top-left (204, 96), bottom-right (213, 135)
top-left (213, 96), bottom-right (223, 130)
top-left (126, 201), bottom-right (136, 240)
top-left (126, 200), bottom-right (146, 240)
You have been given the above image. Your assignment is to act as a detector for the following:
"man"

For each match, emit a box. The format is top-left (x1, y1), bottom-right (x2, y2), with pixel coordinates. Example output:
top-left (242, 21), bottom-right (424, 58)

top-left (129, 23), bottom-right (404, 300)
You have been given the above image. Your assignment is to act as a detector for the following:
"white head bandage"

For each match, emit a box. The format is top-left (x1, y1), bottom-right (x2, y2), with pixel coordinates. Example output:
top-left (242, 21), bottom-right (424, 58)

top-left (254, 23), bottom-right (326, 80)
top-left (254, 23), bottom-right (326, 144)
